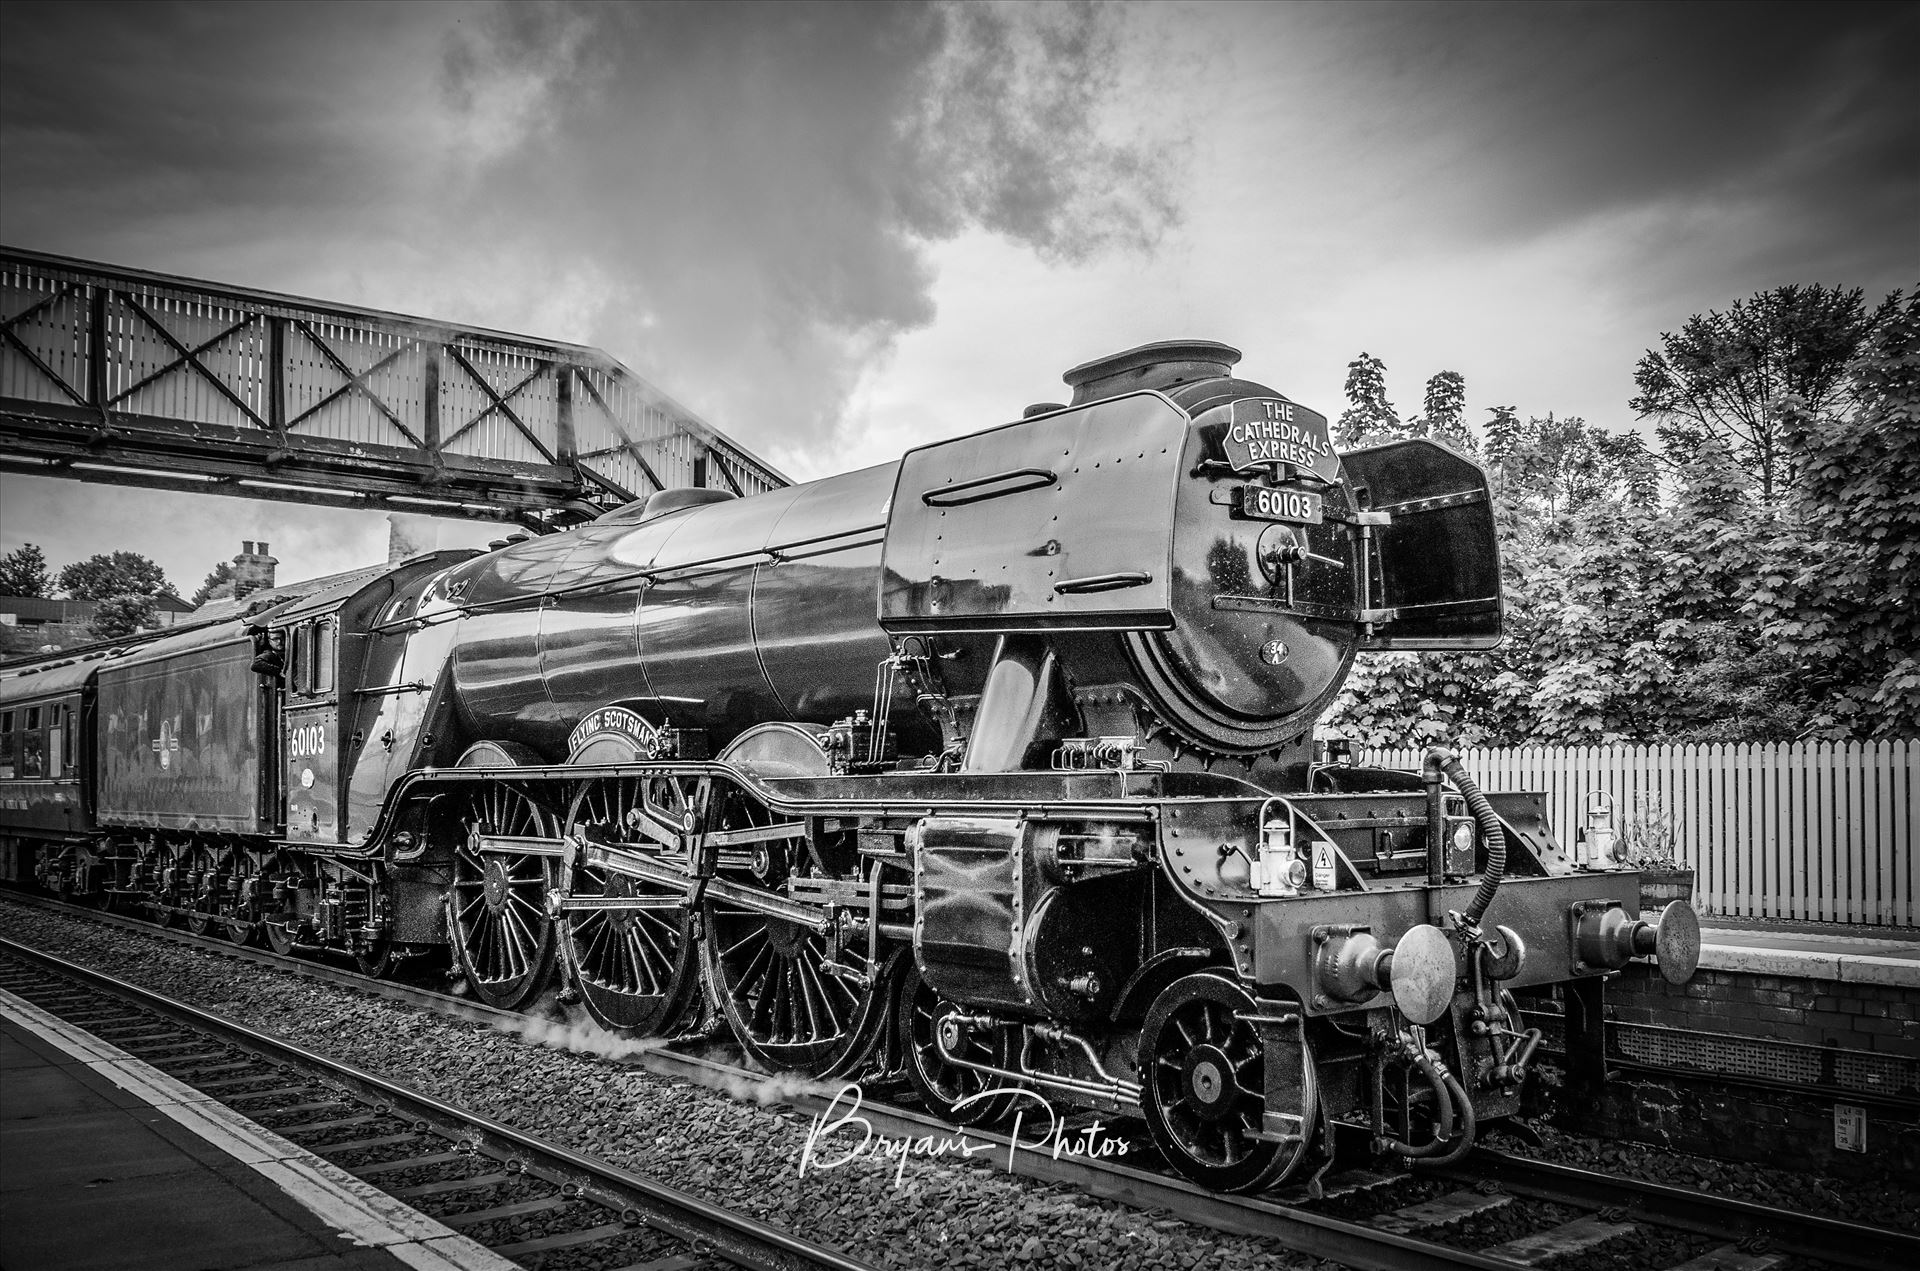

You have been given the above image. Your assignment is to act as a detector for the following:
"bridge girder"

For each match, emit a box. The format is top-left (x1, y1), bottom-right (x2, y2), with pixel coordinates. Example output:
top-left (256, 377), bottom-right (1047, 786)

top-left (0, 247), bottom-right (786, 528)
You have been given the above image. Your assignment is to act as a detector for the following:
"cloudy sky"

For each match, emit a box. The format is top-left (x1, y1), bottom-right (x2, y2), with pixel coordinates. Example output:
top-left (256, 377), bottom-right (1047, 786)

top-left (1, 0), bottom-right (1914, 596)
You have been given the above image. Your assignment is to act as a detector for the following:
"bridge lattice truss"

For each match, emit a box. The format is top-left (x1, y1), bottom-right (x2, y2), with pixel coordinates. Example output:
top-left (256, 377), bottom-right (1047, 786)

top-left (0, 247), bottom-right (786, 525)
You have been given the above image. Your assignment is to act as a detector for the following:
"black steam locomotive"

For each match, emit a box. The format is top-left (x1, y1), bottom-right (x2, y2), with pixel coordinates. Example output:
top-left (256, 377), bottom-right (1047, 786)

top-left (0, 340), bottom-right (1697, 1191)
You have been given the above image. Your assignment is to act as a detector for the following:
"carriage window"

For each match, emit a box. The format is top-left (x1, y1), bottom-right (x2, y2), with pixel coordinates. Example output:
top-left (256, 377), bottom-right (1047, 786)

top-left (314, 619), bottom-right (336, 695)
top-left (0, 711), bottom-right (13, 779)
top-left (48, 705), bottom-right (64, 779)
top-left (21, 706), bottom-right (44, 778)
top-left (60, 705), bottom-right (75, 773)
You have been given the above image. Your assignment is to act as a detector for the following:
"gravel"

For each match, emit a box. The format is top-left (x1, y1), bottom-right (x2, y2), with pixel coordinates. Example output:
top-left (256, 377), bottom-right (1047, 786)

top-left (1486, 1121), bottom-right (1920, 1234)
top-left (7, 894), bottom-right (1913, 1269)
top-left (0, 898), bottom-right (1322, 1271)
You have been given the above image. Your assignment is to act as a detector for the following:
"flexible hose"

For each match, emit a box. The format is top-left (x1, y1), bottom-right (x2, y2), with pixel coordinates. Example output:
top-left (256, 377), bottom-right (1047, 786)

top-left (1429, 748), bottom-right (1507, 926)
top-left (1376, 1042), bottom-right (1458, 1158)
top-left (1420, 1070), bottom-right (1479, 1167)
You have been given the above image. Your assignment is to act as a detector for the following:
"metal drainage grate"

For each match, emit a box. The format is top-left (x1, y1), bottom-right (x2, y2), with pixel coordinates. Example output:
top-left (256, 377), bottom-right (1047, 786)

top-left (1610, 1020), bottom-right (1919, 1100)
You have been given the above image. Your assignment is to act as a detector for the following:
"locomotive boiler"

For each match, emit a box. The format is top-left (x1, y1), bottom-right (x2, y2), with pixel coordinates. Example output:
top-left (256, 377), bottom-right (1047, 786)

top-left (0, 339), bottom-right (1700, 1193)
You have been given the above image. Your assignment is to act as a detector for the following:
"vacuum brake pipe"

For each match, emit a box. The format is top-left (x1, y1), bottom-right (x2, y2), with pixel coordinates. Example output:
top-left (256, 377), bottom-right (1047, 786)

top-left (1422, 746), bottom-right (1507, 926)
top-left (1374, 1038), bottom-right (1477, 1163)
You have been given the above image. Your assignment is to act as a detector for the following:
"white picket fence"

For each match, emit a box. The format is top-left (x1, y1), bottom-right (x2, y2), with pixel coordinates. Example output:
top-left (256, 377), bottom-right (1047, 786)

top-left (1360, 741), bottom-right (1917, 928)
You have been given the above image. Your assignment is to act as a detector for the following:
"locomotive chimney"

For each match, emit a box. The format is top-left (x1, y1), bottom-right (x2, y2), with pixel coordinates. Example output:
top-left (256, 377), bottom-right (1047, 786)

top-left (232, 540), bottom-right (278, 600)
top-left (1061, 339), bottom-right (1242, 406)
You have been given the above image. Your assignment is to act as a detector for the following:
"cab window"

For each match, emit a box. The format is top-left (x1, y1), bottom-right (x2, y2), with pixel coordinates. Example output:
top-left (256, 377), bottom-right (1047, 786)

top-left (313, 619), bottom-right (336, 695)
top-left (288, 624), bottom-right (310, 696)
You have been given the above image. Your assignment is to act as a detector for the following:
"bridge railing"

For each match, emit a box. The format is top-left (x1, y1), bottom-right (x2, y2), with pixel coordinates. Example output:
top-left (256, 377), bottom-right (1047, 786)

top-left (0, 246), bottom-right (785, 522)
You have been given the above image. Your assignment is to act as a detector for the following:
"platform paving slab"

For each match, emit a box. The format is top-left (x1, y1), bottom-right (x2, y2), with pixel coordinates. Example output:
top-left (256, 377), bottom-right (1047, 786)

top-left (0, 998), bottom-right (516, 1271)
top-left (1698, 924), bottom-right (1920, 988)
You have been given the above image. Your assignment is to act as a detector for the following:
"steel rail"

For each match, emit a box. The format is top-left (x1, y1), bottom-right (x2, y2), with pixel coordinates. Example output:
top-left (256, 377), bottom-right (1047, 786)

top-left (11, 891), bottom-right (1915, 1271)
top-left (1437, 1148), bottom-right (1920, 1271)
top-left (0, 893), bottom-right (1505, 1270)
top-left (0, 934), bottom-right (878, 1271)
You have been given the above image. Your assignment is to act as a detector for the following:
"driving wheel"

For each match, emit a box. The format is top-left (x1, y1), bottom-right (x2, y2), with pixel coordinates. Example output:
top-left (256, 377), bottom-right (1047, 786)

top-left (446, 770), bottom-right (558, 1010)
top-left (560, 775), bottom-right (701, 1035)
top-left (701, 787), bottom-right (883, 1077)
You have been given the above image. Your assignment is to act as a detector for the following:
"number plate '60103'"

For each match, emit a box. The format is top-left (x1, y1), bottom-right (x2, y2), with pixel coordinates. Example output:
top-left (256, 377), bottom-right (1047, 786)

top-left (1238, 485), bottom-right (1323, 525)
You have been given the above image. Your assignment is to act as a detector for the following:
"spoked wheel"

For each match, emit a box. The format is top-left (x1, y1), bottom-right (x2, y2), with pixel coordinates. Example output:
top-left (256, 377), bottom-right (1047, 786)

top-left (447, 779), bottom-right (558, 1010)
top-left (701, 787), bottom-right (884, 1077)
top-left (899, 963), bottom-right (1023, 1126)
top-left (1138, 970), bottom-right (1320, 1193)
top-left (561, 777), bottom-right (700, 1035)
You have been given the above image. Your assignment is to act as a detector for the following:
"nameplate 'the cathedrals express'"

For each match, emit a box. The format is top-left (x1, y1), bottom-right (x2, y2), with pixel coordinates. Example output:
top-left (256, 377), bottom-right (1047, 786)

top-left (1222, 397), bottom-right (1339, 482)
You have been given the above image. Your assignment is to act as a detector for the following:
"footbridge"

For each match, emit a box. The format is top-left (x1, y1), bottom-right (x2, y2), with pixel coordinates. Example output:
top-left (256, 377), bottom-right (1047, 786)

top-left (0, 246), bottom-right (786, 526)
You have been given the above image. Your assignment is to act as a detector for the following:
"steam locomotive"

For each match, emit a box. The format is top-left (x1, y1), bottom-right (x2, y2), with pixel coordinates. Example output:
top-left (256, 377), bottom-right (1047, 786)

top-left (0, 340), bottom-right (1698, 1191)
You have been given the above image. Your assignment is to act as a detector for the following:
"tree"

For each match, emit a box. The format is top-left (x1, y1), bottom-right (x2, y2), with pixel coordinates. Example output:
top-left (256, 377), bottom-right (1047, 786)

top-left (189, 561), bottom-right (235, 608)
top-left (1489, 413), bottom-right (1658, 517)
top-left (1631, 284), bottom-right (1897, 502)
top-left (1482, 406), bottom-right (1523, 466)
top-left (87, 593), bottom-right (157, 640)
top-left (1757, 289), bottom-right (1920, 736)
top-left (1336, 355), bottom-right (1475, 450)
top-left (1417, 370), bottom-right (1470, 449)
top-left (57, 551), bottom-right (175, 602)
top-left (1335, 353), bottom-right (1400, 446)
top-left (0, 543), bottom-right (52, 597)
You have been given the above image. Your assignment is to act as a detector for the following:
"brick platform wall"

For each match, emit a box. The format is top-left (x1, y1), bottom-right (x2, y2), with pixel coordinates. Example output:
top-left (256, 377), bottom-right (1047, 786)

top-left (1520, 966), bottom-right (1919, 1181)
top-left (1607, 964), bottom-right (1920, 1058)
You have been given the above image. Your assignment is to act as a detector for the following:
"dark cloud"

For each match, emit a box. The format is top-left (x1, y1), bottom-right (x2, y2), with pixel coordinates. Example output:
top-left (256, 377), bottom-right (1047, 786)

top-left (0, 0), bottom-right (1181, 458)
top-left (432, 1), bottom-right (1181, 445)
top-left (1294, 1), bottom-right (1917, 260)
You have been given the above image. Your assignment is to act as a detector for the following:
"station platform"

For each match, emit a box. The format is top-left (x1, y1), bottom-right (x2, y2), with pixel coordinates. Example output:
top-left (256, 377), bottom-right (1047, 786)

top-left (0, 999), bottom-right (514, 1271)
top-left (1696, 919), bottom-right (1920, 987)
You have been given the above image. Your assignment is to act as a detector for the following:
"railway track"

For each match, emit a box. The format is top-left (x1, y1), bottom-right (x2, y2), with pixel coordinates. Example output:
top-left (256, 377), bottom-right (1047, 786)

top-left (5, 891), bottom-right (1915, 1271)
top-left (0, 931), bottom-right (878, 1271)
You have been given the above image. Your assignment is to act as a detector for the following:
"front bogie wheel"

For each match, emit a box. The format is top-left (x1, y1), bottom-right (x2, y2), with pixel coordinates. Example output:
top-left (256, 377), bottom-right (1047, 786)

top-left (899, 963), bottom-right (1023, 1126)
top-left (1137, 970), bottom-right (1319, 1193)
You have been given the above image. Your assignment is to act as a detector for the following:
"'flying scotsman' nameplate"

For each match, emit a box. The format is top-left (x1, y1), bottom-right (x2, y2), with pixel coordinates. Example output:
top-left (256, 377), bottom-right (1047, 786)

top-left (569, 704), bottom-right (667, 757)
top-left (1222, 398), bottom-right (1339, 482)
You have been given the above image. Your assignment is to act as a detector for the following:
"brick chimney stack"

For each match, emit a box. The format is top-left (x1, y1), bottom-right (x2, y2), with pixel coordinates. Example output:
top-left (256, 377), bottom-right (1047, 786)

top-left (232, 540), bottom-right (278, 600)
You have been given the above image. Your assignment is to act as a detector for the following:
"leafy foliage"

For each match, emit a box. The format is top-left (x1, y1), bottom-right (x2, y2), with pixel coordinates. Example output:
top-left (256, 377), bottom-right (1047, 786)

top-left (189, 560), bottom-right (236, 608)
top-left (1335, 353), bottom-right (1398, 446)
top-left (57, 551), bottom-right (175, 602)
top-left (1324, 284), bottom-right (1915, 747)
top-left (1418, 371), bottom-right (1469, 449)
top-left (1335, 355), bottom-right (1473, 451)
top-left (0, 543), bottom-right (52, 597)
top-left (86, 593), bottom-right (157, 640)
top-left (1760, 290), bottom-right (1920, 736)
top-left (1492, 413), bottom-right (1658, 516)
top-left (1631, 284), bottom-right (1896, 501)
